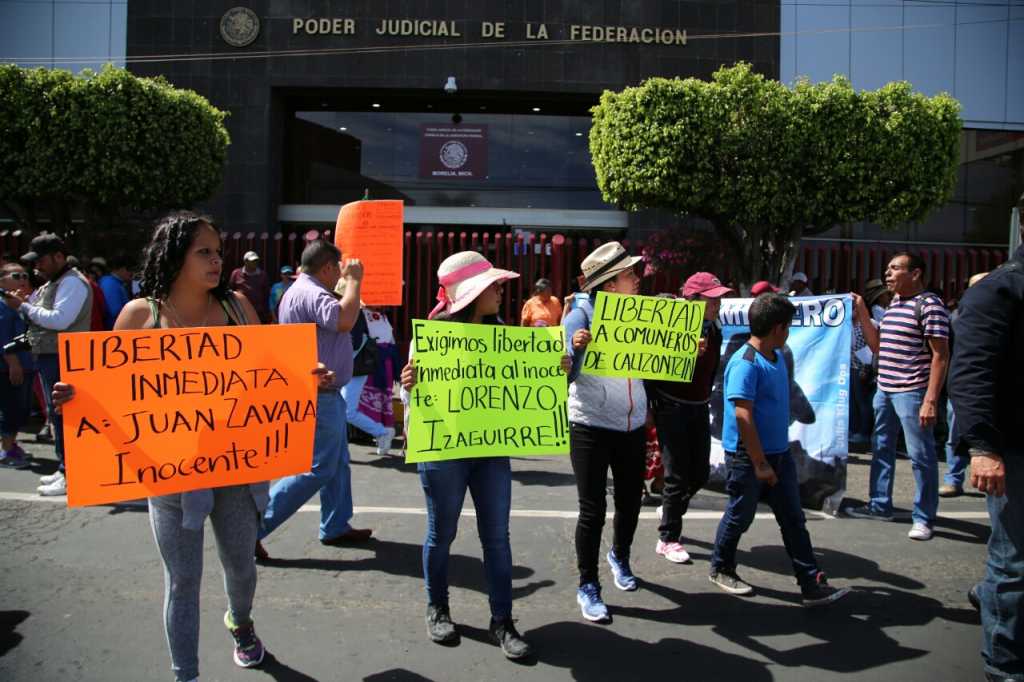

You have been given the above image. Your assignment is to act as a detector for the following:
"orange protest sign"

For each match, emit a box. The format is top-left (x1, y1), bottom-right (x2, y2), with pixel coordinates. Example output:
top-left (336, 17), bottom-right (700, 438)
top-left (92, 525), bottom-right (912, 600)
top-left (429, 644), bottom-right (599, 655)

top-left (335, 199), bottom-right (404, 306)
top-left (58, 324), bottom-right (319, 507)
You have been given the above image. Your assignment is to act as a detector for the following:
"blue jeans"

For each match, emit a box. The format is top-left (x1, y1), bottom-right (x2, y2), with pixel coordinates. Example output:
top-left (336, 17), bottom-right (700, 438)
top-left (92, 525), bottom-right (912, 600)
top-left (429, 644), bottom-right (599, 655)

top-left (710, 450), bottom-right (820, 586)
top-left (341, 374), bottom-right (386, 438)
top-left (980, 449), bottom-right (1024, 680)
top-left (869, 388), bottom-right (939, 526)
top-left (36, 354), bottom-right (64, 471)
top-left (418, 457), bottom-right (513, 620)
top-left (259, 392), bottom-right (354, 541)
top-left (944, 399), bottom-right (969, 488)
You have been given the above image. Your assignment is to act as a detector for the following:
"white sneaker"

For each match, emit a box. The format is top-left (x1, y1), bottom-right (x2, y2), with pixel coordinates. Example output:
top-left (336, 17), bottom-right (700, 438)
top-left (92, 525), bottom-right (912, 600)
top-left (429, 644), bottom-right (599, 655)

top-left (375, 427), bottom-right (395, 455)
top-left (656, 540), bottom-right (691, 564)
top-left (908, 522), bottom-right (933, 541)
top-left (37, 471), bottom-right (66, 496)
top-left (39, 471), bottom-right (63, 485)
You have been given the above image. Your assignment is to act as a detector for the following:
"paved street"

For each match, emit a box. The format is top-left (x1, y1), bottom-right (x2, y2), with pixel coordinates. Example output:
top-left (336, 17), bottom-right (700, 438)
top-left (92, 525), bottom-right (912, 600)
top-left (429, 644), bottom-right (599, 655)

top-left (0, 435), bottom-right (990, 682)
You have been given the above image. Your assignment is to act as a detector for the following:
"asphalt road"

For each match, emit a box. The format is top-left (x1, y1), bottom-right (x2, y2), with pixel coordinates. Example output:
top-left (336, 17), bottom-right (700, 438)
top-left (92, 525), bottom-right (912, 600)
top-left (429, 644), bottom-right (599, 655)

top-left (0, 435), bottom-right (991, 682)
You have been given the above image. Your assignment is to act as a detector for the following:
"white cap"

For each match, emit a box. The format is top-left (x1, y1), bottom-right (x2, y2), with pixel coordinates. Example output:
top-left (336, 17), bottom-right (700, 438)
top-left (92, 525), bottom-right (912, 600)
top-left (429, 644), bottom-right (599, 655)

top-left (791, 272), bottom-right (808, 283)
top-left (243, 251), bottom-right (260, 262)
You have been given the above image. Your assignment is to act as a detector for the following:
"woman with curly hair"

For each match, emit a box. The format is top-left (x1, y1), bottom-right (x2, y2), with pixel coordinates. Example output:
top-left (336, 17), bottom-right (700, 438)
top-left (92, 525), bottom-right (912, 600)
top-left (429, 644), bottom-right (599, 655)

top-left (52, 210), bottom-right (333, 682)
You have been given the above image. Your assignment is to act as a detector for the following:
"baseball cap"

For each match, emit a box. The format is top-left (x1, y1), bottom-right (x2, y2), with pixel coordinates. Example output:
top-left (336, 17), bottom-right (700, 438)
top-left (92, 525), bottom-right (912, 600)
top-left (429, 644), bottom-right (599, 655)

top-left (681, 272), bottom-right (734, 298)
top-left (791, 272), bottom-right (808, 283)
top-left (243, 251), bottom-right (260, 262)
top-left (21, 233), bottom-right (67, 262)
top-left (750, 281), bottom-right (780, 296)
top-left (280, 265), bottom-right (295, 275)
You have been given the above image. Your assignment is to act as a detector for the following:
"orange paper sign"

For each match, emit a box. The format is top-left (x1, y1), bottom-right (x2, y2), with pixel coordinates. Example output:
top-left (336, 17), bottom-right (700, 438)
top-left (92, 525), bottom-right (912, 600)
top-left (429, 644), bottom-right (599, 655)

top-left (58, 324), bottom-right (319, 507)
top-left (335, 199), bottom-right (404, 306)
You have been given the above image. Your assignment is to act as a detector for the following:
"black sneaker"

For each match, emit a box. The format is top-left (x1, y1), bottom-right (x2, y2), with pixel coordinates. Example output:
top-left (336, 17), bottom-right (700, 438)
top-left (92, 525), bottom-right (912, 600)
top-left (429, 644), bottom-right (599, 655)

top-left (968, 583), bottom-right (981, 612)
top-left (489, 617), bottom-right (532, 660)
top-left (801, 572), bottom-right (850, 607)
top-left (35, 423), bottom-right (53, 444)
top-left (709, 570), bottom-right (754, 596)
top-left (426, 604), bottom-right (458, 644)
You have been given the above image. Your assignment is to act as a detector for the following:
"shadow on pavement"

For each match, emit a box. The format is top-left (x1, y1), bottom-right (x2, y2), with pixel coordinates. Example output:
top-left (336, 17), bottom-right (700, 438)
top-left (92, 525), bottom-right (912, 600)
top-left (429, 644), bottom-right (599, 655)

top-left (259, 539), bottom-right (555, 601)
top-left (0, 610), bottom-right (28, 657)
top-left (527, 620), bottom-right (774, 681)
top-left (258, 652), bottom-right (320, 681)
top-left (510, 469), bottom-right (578, 487)
top-left (364, 669), bottom-right (437, 681)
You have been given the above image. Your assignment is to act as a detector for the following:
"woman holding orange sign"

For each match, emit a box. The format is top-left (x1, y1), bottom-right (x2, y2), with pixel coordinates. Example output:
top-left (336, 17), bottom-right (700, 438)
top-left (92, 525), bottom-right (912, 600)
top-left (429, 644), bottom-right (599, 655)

top-left (53, 211), bottom-right (334, 682)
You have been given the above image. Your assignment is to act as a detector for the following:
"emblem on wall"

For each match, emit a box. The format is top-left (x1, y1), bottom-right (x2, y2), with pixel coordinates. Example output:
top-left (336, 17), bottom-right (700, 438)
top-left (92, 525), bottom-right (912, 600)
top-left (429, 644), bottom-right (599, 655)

top-left (220, 7), bottom-right (260, 47)
top-left (439, 140), bottom-right (469, 170)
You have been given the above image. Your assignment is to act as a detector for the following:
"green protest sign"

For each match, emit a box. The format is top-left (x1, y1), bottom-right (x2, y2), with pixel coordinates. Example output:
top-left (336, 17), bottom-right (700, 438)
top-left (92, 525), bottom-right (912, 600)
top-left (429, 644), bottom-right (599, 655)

top-left (583, 292), bottom-right (705, 381)
top-left (406, 320), bottom-right (570, 463)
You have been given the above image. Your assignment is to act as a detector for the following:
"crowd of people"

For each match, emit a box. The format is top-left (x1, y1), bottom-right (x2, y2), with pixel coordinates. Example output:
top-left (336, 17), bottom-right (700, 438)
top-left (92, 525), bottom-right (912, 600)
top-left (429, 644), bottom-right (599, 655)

top-left (0, 211), bottom-right (1020, 682)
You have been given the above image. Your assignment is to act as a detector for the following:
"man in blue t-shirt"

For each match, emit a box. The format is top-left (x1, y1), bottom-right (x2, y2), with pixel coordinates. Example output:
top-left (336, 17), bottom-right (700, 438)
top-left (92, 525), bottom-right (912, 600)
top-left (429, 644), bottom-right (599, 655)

top-left (709, 293), bottom-right (849, 607)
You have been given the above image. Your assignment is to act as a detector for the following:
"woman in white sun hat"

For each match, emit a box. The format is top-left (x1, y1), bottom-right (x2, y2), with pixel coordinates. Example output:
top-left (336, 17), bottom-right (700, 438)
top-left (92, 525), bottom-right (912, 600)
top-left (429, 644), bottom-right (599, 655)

top-left (562, 241), bottom-right (647, 623)
top-left (401, 251), bottom-right (543, 661)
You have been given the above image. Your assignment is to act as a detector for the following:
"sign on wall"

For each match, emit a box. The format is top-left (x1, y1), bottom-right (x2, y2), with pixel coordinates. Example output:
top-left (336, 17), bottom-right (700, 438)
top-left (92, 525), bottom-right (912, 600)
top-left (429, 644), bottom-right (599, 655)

top-left (419, 124), bottom-right (488, 180)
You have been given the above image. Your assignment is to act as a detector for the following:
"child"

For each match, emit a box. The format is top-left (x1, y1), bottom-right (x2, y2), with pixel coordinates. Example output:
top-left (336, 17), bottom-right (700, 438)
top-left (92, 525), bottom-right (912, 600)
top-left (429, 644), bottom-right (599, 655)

top-left (709, 293), bottom-right (849, 607)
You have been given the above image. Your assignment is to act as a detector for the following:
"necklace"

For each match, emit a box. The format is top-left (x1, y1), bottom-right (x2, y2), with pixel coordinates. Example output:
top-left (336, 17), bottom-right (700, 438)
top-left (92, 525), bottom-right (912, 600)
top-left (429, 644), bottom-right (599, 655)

top-left (160, 294), bottom-right (214, 328)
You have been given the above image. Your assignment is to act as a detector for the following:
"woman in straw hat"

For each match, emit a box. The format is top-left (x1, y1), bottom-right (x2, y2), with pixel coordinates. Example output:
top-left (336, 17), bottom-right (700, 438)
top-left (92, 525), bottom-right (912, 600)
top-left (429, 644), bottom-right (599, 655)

top-left (562, 241), bottom-right (647, 623)
top-left (400, 250), bottom-right (552, 660)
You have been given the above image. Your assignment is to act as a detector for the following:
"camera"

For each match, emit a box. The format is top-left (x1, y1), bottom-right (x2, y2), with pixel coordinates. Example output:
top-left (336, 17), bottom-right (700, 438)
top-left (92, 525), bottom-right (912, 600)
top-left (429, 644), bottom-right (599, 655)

top-left (3, 333), bottom-right (30, 354)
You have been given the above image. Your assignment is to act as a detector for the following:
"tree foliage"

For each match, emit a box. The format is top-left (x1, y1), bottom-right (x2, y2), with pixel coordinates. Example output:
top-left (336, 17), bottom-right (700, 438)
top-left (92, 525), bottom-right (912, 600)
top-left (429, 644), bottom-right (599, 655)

top-left (0, 64), bottom-right (229, 243)
top-left (589, 63), bottom-right (962, 289)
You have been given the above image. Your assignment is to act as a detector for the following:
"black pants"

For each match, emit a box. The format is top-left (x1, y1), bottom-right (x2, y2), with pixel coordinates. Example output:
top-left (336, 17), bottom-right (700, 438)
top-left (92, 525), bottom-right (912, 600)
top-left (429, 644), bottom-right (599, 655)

top-left (651, 401), bottom-right (711, 542)
top-left (569, 422), bottom-right (646, 587)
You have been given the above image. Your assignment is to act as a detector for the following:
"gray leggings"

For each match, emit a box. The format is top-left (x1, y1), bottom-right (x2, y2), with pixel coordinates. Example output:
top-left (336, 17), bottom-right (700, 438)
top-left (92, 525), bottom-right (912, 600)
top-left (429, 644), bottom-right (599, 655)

top-left (148, 486), bottom-right (260, 682)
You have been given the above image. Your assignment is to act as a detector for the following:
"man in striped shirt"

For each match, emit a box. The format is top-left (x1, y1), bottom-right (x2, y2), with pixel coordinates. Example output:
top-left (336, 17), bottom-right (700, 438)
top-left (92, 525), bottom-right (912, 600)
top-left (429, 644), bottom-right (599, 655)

top-left (848, 252), bottom-right (950, 541)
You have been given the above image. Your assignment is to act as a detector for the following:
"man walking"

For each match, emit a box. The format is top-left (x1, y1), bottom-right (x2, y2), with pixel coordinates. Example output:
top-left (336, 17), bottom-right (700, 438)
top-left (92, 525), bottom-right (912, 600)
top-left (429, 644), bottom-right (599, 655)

top-left (949, 232), bottom-right (1023, 681)
top-left (230, 251), bottom-right (270, 323)
top-left (5, 235), bottom-right (93, 496)
top-left (255, 241), bottom-right (372, 559)
top-left (849, 253), bottom-right (950, 541)
top-left (646, 272), bottom-right (732, 563)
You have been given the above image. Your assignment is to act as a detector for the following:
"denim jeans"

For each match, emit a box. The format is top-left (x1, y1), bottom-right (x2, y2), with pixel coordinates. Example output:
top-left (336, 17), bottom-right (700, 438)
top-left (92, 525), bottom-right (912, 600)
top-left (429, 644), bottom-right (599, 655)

top-left (341, 374), bottom-right (386, 438)
top-left (944, 398), bottom-right (969, 488)
top-left (36, 354), bottom-right (64, 471)
top-left (260, 392), bottom-right (354, 541)
top-left (569, 422), bottom-right (646, 586)
top-left (869, 387), bottom-right (939, 526)
top-left (979, 449), bottom-right (1024, 680)
top-left (0, 370), bottom-right (35, 438)
top-left (418, 456), bottom-right (513, 619)
top-left (651, 400), bottom-right (711, 542)
top-left (711, 450), bottom-right (820, 586)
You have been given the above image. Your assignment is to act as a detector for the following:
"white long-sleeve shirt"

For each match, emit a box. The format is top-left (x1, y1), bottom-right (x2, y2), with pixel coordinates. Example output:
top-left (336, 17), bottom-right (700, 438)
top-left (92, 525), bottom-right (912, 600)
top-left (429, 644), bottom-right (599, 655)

top-left (20, 276), bottom-right (90, 330)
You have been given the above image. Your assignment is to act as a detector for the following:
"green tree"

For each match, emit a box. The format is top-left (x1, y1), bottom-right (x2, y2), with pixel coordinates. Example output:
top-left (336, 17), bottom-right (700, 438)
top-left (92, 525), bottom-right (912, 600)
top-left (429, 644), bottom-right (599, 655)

top-left (0, 64), bottom-right (229, 251)
top-left (589, 63), bottom-right (962, 290)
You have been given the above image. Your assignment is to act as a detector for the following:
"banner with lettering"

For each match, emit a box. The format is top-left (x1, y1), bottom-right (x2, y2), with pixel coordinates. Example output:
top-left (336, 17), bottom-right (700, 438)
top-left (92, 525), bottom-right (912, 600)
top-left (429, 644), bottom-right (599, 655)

top-left (406, 320), bottom-right (569, 463)
top-left (335, 199), bottom-right (404, 306)
top-left (709, 295), bottom-right (853, 502)
top-left (59, 325), bottom-right (319, 507)
top-left (582, 292), bottom-right (705, 382)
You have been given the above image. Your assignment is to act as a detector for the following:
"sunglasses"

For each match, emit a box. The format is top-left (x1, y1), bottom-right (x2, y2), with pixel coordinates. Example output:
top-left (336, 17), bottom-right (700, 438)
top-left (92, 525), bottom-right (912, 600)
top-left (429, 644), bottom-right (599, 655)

top-left (3, 272), bottom-right (28, 280)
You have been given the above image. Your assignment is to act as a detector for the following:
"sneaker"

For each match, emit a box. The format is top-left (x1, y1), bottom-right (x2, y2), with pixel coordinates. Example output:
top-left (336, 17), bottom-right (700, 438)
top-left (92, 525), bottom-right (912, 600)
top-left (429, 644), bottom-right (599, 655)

top-left (908, 522), bottom-right (933, 541)
top-left (709, 570), bottom-right (754, 596)
top-left (576, 582), bottom-right (609, 622)
top-left (489, 617), bottom-right (532, 660)
top-left (39, 470), bottom-right (63, 485)
top-left (606, 550), bottom-right (638, 591)
top-left (375, 427), bottom-right (396, 456)
top-left (655, 540), bottom-right (691, 564)
top-left (0, 446), bottom-right (32, 469)
top-left (425, 604), bottom-right (458, 643)
top-left (223, 611), bottom-right (266, 668)
top-left (968, 584), bottom-right (981, 612)
top-left (37, 471), bottom-right (66, 496)
top-left (254, 540), bottom-right (269, 562)
top-left (801, 572), bottom-right (850, 607)
top-left (35, 423), bottom-right (53, 443)
top-left (938, 484), bottom-right (963, 498)
top-left (845, 504), bottom-right (894, 522)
